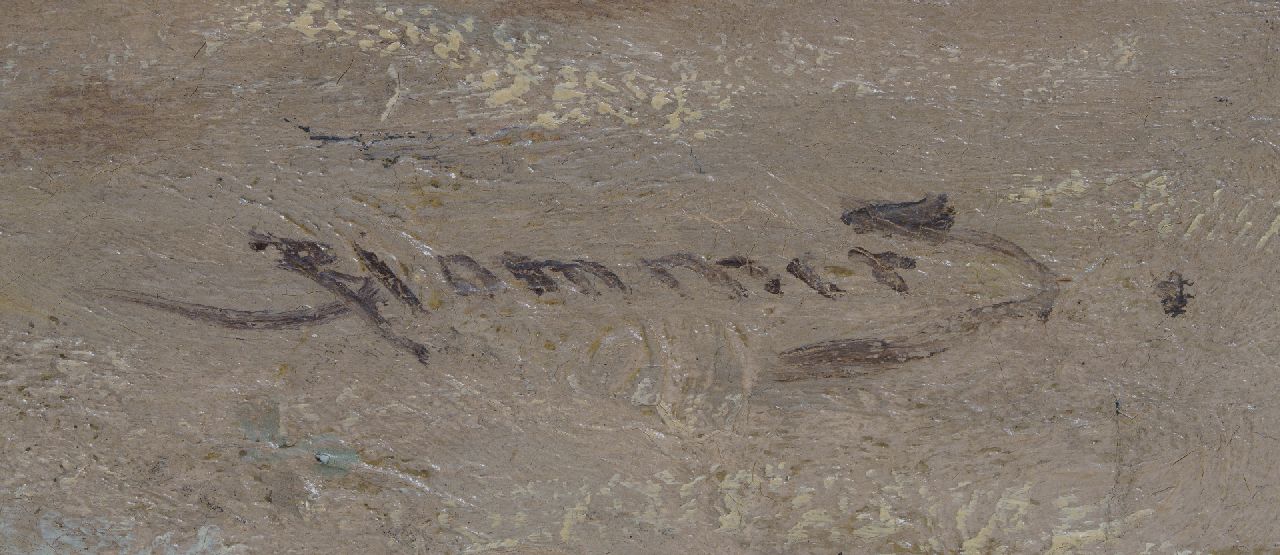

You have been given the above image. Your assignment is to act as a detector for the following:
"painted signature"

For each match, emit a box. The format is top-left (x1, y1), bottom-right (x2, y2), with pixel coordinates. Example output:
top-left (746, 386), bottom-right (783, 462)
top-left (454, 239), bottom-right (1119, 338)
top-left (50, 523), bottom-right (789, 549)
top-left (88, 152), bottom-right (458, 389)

top-left (104, 194), bottom-right (1057, 379)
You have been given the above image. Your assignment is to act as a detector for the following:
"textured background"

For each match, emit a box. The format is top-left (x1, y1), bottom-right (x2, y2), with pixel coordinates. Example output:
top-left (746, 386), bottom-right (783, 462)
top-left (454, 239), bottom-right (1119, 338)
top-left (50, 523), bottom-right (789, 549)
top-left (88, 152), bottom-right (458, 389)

top-left (3, 1), bottom-right (1279, 552)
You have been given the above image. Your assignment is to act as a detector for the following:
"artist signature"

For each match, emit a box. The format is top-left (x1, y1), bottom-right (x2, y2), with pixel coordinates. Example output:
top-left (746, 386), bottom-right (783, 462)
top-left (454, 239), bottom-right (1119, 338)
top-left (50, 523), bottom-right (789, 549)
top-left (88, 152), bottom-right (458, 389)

top-left (104, 194), bottom-right (1058, 379)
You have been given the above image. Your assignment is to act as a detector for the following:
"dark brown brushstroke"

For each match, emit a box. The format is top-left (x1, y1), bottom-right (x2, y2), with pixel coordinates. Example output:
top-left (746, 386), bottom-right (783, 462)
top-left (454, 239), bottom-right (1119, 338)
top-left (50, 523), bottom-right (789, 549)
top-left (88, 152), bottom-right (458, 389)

top-left (547, 262), bottom-right (596, 294)
top-left (355, 245), bottom-right (424, 311)
top-left (501, 252), bottom-right (561, 295)
top-left (250, 232), bottom-right (431, 365)
top-left (949, 228), bottom-right (1057, 322)
top-left (100, 287), bottom-right (366, 330)
top-left (642, 253), bottom-right (748, 299)
top-left (718, 256), bottom-right (784, 295)
top-left (841, 193), bottom-right (955, 235)
top-left (778, 193), bottom-right (1058, 378)
top-left (437, 254), bottom-right (503, 296)
top-left (868, 250), bottom-right (916, 270)
top-left (848, 247), bottom-right (913, 293)
top-left (785, 257), bottom-right (844, 299)
top-left (775, 338), bottom-right (946, 381)
top-left (288, 119), bottom-right (441, 167)
top-left (498, 254), bottom-right (627, 296)
top-left (572, 259), bottom-right (629, 293)
top-left (764, 278), bottom-right (782, 295)
top-left (716, 256), bottom-right (769, 277)
top-left (1155, 271), bottom-right (1192, 317)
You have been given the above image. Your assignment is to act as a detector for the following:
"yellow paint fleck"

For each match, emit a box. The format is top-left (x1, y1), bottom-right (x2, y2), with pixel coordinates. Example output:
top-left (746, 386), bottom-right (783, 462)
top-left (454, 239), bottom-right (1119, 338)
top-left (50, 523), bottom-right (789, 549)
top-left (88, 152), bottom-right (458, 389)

top-left (622, 71), bottom-right (650, 100)
top-left (534, 112), bottom-right (562, 129)
top-left (1184, 213), bottom-right (1205, 238)
top-left (1236, 204), bottom-right (1251, 223)
top-left (955, 493), bottom-right (978, 541)
top-left (476, 539), bottom-right (518, 551)
top-left (287, 13), bottom-right (319, 38)
top-left (570, 69), bottom-right (615, 101)
top-left (553, 83), bottom-right (585, 102)
top-left (487, 74), bottom-right (531, 106)
top-left (559, 494), bottom-right (591, 541)
top-left (679, 475), bottom-right (705, 498)
top-left (1111, 37), bottom-right (1139, 69)
top-left (650, 91), bottom-right (672, 111)
top-left (286, 1), bottom-right (330, 39)
top-left (716, 469), bottom-right (760, 531)
top-left (584, 71), bottom-right (619, 93)
top-left (1256, 214), bottom-right (1280, 249)
top-left (1008, 170), bottom-right (1088, 207)
top-left (1053, 495), bottom-right (1092, 523)
top-left (1135, 174), bottom-right (1168, 203)
top-left (960, 484), bottom-right (1032, 554)
top-left (404, 23), bottom-right (421, 44)
top-left (433, 29), bottom-right (463, 59)
top-left (791, 492), bottom-right (813, 508)
top-left (597, 102), bottom-right (638, 124)
top-left (1047, 509), bottom-right (1153, 554)
top-left (586, 330), bottom-right (609, 358)
top-left (852, 503), bottom-right (900, 539)
top-left (1234, 221), bottom-right (1253, 243)
top-left (785, 509), bottom-right (834, 545)
top-left (662, 86), bottom-right (703, 130)
top-left (485, 44), bottom-right (543, 107)
top-left (533, 107), bottom-right (588, 129)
